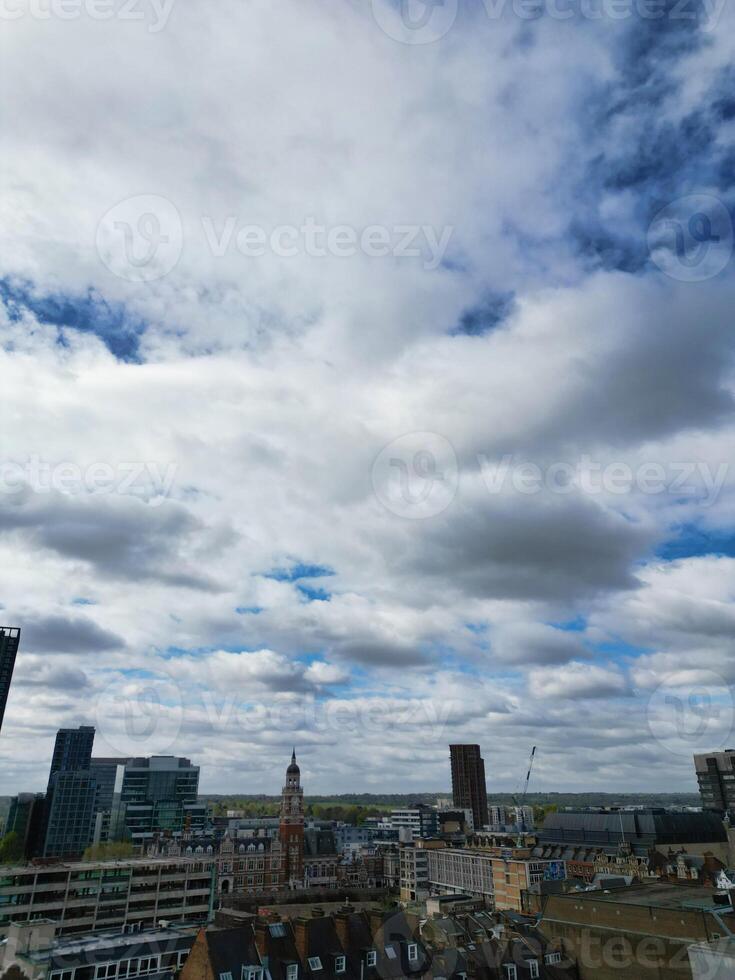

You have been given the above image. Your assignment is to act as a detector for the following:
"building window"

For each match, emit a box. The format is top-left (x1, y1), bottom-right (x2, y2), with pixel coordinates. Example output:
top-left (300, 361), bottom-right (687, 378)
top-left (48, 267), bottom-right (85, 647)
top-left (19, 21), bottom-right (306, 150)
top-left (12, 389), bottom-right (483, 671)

top-left (407, 944), bottom-right (418, 962)
top-left (335, 957), bottom-right (346, 974)
top-left (503, 968), bottom-right (517, 980)
top-left (220, 973), bottom-right (233, 980)
top-left (308, 959), bottom-right (322, 971)
top-left (366, 952), bottom-right (377, 968)
top-left (287, 966), bottom-right (298, 980)
top-left (242, 969), bottom-right (262, 980)
top-left (529, 962), bottom-right (539, 979)
top-left (384, 947), bottom-right (396, 960)
top-left (545, 953), bottom-right (561, 965)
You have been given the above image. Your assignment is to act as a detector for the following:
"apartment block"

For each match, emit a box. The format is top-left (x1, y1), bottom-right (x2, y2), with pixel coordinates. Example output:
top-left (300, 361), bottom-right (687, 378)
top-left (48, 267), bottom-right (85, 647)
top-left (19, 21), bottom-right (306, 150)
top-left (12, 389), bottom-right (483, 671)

top-left (449, 745), bottom-right (489, 830)
top-left (426, 847), bottom-right (494, 898)
top-left (0, 856), bottom-right (214, 939)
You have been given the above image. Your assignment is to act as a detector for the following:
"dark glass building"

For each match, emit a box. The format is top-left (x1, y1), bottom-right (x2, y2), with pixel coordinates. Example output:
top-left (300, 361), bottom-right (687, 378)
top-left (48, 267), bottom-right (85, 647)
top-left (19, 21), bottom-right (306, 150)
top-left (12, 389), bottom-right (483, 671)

top-left (49, 726), bottom-right (95, 776)
top-left (0, 627), bottom-right (21, 734)
top-left (5, 792), bottom-right (45, 858)
top-left (42, 727), bottom-right (98, 859)
top-left (449, 743), bottom-right (489, 830)
top-left (43, 771), bottom-right (98, 859)
top-left (90, 755), bottom-right (205, 846)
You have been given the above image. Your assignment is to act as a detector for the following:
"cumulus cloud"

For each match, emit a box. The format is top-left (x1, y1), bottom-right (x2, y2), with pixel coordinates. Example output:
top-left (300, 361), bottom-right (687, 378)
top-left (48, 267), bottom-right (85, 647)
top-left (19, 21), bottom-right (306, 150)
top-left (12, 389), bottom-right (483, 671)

top-left (0, 0), bottom-right (733, 793)
top-left (529, 662), bottom-right (630, 700)
top-left (19, 614), bottom-right (124, 654)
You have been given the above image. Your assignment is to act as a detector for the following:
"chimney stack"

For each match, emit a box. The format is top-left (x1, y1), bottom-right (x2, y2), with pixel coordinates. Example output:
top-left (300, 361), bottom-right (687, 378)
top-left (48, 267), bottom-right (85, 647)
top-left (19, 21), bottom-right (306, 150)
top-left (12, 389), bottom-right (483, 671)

top-left (294, 917), bottom-right (310, 962)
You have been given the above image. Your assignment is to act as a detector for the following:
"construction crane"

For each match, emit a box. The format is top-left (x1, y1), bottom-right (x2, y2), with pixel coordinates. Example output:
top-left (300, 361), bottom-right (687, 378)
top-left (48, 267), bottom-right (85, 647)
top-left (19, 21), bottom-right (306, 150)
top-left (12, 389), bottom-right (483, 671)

top-left (512, 745), bottom-right (537, 839)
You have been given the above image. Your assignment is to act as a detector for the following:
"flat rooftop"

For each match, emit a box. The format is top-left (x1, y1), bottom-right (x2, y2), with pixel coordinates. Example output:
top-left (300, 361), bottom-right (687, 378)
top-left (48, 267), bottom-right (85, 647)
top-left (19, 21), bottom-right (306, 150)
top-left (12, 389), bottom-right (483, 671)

top-left (560, 882), bottom-right (734, 912)
top-left (17, 923), bottom-right (200, 962)
top-left (0, 856), bottom-right (210, 875)
top-left (689, 936), bottom-right (735, 958)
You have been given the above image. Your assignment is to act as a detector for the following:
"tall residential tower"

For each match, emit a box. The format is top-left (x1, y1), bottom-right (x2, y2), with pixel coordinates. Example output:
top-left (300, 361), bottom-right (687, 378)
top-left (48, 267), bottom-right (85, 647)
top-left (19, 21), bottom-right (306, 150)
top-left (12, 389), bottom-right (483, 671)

top-left (0, 627), bottom-right (21, 734)
top-left (450, 743), bottom-right (488, 830)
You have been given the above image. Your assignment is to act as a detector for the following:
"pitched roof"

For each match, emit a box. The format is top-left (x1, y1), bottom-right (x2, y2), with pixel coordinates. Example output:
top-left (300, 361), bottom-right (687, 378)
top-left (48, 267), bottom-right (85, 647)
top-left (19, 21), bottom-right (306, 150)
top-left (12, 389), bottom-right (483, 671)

top-left (204, 926), bottom-right (261, 980)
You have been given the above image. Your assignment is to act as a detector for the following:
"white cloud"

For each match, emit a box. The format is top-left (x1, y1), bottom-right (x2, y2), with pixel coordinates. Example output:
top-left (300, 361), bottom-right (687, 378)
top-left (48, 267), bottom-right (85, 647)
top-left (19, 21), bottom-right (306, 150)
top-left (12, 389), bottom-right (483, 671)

top-left (0, 0), bottom-right (732, 795)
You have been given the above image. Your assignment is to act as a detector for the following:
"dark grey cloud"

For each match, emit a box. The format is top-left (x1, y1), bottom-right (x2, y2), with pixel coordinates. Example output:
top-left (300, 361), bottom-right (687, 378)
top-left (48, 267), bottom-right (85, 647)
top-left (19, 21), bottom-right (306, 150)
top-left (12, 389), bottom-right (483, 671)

top-left (0, 487), bottom-right (224, 590)
top-left (15, 664), bottom-right (91, 690)
top-left (397, 490), bottom-right (652, 602)
top-left (20, 614), bottom-right (123, 654)
top-left (491, 622), bottom-right (590, 666)
top-left (330, 638), bottom-right (427, 667)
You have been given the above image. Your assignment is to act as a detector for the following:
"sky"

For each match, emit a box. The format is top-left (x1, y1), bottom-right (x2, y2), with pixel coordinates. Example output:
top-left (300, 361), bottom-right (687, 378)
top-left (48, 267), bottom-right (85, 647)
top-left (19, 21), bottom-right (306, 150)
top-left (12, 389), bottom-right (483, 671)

top-left (1, 0), bottom-right (735, 796)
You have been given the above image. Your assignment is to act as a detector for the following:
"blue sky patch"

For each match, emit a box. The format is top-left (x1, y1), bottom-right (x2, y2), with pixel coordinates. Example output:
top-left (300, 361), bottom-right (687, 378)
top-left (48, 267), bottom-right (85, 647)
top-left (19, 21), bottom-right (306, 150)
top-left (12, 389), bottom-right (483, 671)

top-left (264, 562), bottom-right (335, 582)
top-left (0, 277), bottom-right (146, 362)
top-left (657, 523), bottom-right (735, 561)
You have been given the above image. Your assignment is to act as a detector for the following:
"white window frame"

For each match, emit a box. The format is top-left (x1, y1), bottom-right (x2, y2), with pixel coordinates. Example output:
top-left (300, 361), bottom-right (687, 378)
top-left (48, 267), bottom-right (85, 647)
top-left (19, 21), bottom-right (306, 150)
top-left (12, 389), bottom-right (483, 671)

top-left (545, 952), bottom-right (562, 965)
top-left (308, 959), bottom-right (322, 972)
top-left (287, 965), bottom-right (299, 980)
top-left (503, 967), bottom-right (517, 980)
top-left (220, 972), bottom-right (234, 980)
top-left (334, 957), bottom-right (346, 974)
top-left (529, 962), bottom-right (539, 979)
top-left (366, 951), bottom-right (377, 968)
top-left (407, 944), bottom-right (418, 962)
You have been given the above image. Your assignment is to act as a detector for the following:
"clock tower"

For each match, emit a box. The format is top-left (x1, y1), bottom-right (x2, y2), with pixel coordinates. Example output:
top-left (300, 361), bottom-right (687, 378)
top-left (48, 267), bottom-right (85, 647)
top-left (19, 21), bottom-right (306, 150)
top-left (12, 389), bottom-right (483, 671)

top-left (279, 748), bottom-right (304, 887)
